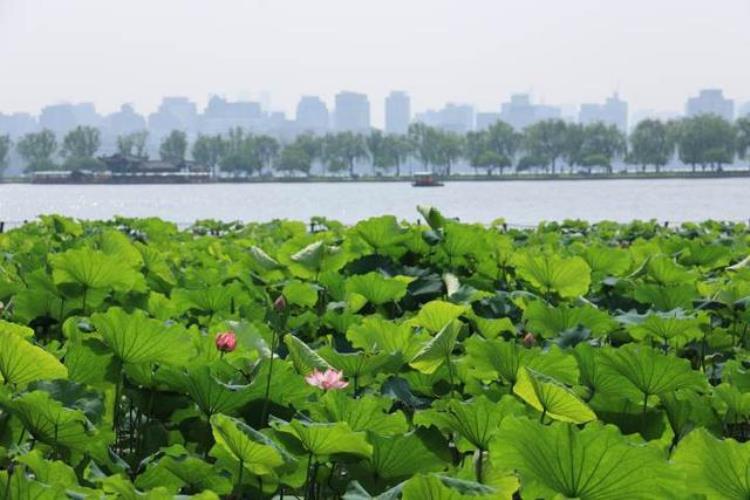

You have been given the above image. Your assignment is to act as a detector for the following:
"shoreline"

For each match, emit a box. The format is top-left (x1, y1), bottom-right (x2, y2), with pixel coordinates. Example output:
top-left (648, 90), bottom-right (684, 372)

top-left (1, 169), bottom-right (750, 185)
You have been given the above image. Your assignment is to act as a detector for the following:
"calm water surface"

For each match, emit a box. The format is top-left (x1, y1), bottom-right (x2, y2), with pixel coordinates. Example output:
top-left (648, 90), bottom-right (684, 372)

top-left (1, 178), bottom-right (749, 227)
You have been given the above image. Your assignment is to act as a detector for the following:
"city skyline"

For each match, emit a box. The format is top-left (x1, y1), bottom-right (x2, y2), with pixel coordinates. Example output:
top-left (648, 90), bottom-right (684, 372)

top-left (0, 88), bottom-right (746, 141)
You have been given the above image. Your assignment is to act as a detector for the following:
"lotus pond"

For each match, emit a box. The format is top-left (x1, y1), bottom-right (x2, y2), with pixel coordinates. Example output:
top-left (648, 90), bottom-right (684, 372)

top-left (1, 209), bottom-right (750, 499)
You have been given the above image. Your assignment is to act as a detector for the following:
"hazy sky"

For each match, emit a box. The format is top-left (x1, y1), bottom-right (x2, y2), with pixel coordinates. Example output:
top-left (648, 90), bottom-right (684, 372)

top-left (1, 0), bottom-right (748, 126)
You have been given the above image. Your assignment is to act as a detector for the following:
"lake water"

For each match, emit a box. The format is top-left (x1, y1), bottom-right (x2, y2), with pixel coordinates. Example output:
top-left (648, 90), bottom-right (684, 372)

top-left (1, 178), bottom-right (749, 227)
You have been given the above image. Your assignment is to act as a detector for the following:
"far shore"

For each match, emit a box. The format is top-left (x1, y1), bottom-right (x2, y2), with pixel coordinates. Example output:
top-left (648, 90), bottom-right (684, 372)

top-left (1, 168), bottom-right (750, 185)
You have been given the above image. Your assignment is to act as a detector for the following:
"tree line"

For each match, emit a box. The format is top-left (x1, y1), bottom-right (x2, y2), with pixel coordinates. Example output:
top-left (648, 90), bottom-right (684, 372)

top-left (1, 114), bottom-right (749, 177)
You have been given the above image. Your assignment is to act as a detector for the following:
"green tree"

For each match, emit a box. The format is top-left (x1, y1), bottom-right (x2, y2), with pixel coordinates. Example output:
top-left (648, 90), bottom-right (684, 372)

top-left (627, 119), bottom-right (675, 172)
top-left (192, 134), bottom-right (226, 173)
top-left (277, 144), bottom-right (313, 176)
top-left (322, 132), bottom-right (369, 177)
top-left (0, 135), bottom-right (11, 177)
top-left (252, 135), bottom-right (280, 174)
top-left (408, 123), bottom-right (439, 172)
top-left (579, 123), bottom-right (626, 174)
top-left (219, 128), bottom-right (252, 176)
top-left (562, 123), bottom-right (586, 173)
top-left (433, 130), bottom-right (463, 176)
top-left (61, 126), bottom-right (103, 170)
top-left (736, 116), bottom-right (750, 168)
top-left (367, 130), bottom-right (411, 176)
top-left (523, 119), bottom-right (568, 174)
top-left (466, 122), bottom-right (518, 175)
top-left (117, 131), bottom-right (149, 158)
top-left (159, 130), bottom-right (188, 164)
top-left (677, 114), bottom-right (736, 172)
top-left (17, 129), bottom-right (57, 172)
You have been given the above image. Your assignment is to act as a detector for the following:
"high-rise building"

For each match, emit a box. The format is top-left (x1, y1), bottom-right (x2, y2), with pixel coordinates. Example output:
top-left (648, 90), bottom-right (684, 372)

top-left (475, 112), bottom-right (502, 131)
top-left (0, 112), bottom-right (38, 138)
top-left (148, 97), bottom-right (199, 138)
top-left (385, 91), bottom-right (411, 135)
top-left (200, 96), bottom-right (262, 135)
top-left (39, 102), bottom-right (101, 135)
top-left (686, 89), bottom-right (735, 121)
top-left (414, 103), bottom-right (474, 133)
top-left (500, 94), bottom-right (536, 130)
top-left (739, 102), bottom-right (750, 118)
top-left (295, 96), bottom-right (329, 134)
top-left (578, 93), bottom-right (628, 132)
top-left (104, 104), bottom-right (147, 137)
top-left (334, 91), bottom-right (370, 133)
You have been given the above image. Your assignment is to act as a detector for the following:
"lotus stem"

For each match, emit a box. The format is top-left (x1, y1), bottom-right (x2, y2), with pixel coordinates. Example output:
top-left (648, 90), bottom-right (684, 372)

top-left (260, 328), bottom-right (278, 427)
top-left (474, 448), bottom-right (484, 484)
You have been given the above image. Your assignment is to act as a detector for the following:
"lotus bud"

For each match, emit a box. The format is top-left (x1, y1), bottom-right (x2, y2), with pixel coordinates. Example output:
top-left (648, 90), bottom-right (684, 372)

top-left (273, 294), bottom-right (287, 312)
top-left (522, 332), bottom-right (537, 347)
top-left (215, 331), bottom-right (237, 353)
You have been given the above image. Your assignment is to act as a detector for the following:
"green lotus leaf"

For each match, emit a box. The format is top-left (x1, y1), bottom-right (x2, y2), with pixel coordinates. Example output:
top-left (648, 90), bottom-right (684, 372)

top-left (50, 246), bottom-right (139, 294)
top-left (441, 222), bottom-right (489, 259)
top-left (465, 336), bottom-right (579, 386)
top-left (494, 418), bottom-right (679, 499)
top-left (345, 272), bottom-right (409, 306)
top-left (0, 322), bottom-right (68, 387)
top-left (0, 390), bottom-right (101, 455)
top-left (601, 344), bottom-right (708, 408)
top-left (523, 301), bottom-right (615, 338)
top-left (679, 241), bottom-right (732, 269)
top-left (311, 390), bottom-right (408, 436)
top-left (16, 449), bottom-right (80, 490)
top-left (573, 343), bottom-right (642, 403)
top-left (210, 413), bottom-right (292, 477)
top-left (402, 474), bottom-right (497, 499)
top-left (64, 338), bottom-right (118, 386)
top-left (0, 319), bottom-right (34, 339)
top-left (90, 307), bottom-right (194, 365)
top-left (275, 419), bottom-right (373, 458)
top-left (672, 427), bottom-right (750, 499)
top-left (632, 284), bottom-right (697, 311)
top-left (282, 281), bottom-right (319, 308)
top-left (513, 367), bottom-right (596, 423)
top-left (417, 205), bottom-right (445, 230)
top-left (244, 358), bottom-right (314, 409)
top-left (409, 320), bottom-right (462, 374)
top-left (366, 431), bottom-right (448, 481)
top-left (135, 444), bottom-right (233, 495)
top-left (137, 242), bottom-right (177, 287)
top-left (646, 255), bottom-right (697, 285)
top-left (581, 245), bottom-right (631, 277)
top-left (512, 253), bottom-right (591, 298)
top-left (0, 468), bottom-right (62, 499)
top-left (318, 347), bottom-right (396, 379)
top-left (159, 364), bottom-right (254, 417)
top-left (172, 285), bottom-right (241, 316)
top-left (354, 215), bottom-right (410, 251)
top-left (411, 300), bottom-right (468, 332)
top-left (712, 383), bottom-right (750, 424)
top-left (346, 316), bottom-right (415, 355)
top-left (249, 245), bottom-right (284, 271)
top-left (414, 396), bottom-right (524, 450)
top-left (283, 334), bottom-right (331, 374)
top-left (96, 229), bottom-right (144, 269)
top-left (625, 312), bottom-right (704, 347)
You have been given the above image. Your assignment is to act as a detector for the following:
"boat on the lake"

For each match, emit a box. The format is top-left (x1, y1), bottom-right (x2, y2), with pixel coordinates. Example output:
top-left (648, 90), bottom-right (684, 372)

top-left (412, 171), bottom-right (444, 187)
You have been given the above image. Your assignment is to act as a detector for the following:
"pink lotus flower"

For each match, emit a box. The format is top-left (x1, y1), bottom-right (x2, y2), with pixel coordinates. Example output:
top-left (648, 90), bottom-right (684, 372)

top-left (215, 331), bottom-right (237, 353)
top-left (305, 368), bottom-right (349, 390)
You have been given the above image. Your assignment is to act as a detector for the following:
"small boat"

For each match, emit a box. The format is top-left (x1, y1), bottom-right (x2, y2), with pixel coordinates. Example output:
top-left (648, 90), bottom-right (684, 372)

top-left (412, 171), bottom-right (444, 187)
